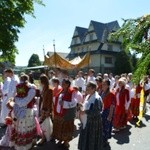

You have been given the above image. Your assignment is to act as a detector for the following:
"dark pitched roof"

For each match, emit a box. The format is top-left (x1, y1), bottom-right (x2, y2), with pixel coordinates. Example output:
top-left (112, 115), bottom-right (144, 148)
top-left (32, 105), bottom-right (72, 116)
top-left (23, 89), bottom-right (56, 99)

top-left (75, 26), bottom-right (88, 42)
top-left (90, 20), bottom-right (106, 42)
top-left (106, 20), bottom-right (120, 32)
top-left (85, 20), bottom-right (120, 43)
top-left (70, 20), bottom-right (120, 48)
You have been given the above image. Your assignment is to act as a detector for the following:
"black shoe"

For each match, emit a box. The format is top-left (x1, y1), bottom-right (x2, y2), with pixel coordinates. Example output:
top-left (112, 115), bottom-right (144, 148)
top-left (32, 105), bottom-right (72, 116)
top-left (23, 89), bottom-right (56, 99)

top-left (62, 143), bottom-right (70, 149)
top-left (57, 141), bottom-right (63, 147)
top-left (50, 138), bottom-right (56, 143)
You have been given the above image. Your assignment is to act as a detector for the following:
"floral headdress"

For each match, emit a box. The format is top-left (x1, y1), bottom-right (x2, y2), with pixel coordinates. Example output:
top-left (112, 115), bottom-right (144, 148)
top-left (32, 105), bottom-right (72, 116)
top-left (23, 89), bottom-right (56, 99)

top-left (16, 83), bottom-right (29, 98)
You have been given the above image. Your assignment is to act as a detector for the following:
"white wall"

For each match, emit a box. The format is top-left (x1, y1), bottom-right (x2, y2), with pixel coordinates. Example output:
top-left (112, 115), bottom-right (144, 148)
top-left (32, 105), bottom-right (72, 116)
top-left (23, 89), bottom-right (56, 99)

top-left (101, 43), bottom-right (121, 51)
top-left (90, 54), bottom-right (101, 67)
top-left (84, 32), bottom-right (97, 42)
top-left (73, 30), bottom-right (78, 36)
top-left (102, 43), bottom-right (108, 50)
top-left (88, 23), bottom-right (94, 32)
top-left (71, 37), bottom-right (81, 45)
top-left (112, 43), bottom-right (121, 52)
top-left (89, 54), bottom-right (115, 68)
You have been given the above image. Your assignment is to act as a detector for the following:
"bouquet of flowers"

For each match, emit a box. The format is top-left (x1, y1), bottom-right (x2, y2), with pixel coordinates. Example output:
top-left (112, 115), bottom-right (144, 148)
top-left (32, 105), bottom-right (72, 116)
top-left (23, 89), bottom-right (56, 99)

top-left (16, 83), bottom-right (29, 98)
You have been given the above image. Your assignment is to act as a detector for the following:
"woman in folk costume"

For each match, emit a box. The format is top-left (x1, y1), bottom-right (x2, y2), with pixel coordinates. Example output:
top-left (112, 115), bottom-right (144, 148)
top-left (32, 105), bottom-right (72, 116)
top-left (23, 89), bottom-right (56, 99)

top-left (7, 74), bottom-right (37, 150)
top-left (101, 79), bottom-right (116, 147)
top-left (36, 74), bottom-right (53, 145)
top-left (78, 81), bottom-right (103, 150)
top-left (52, 79), bottom-right (77, 149)
top-left (113, 77), bottom-right (130, 131)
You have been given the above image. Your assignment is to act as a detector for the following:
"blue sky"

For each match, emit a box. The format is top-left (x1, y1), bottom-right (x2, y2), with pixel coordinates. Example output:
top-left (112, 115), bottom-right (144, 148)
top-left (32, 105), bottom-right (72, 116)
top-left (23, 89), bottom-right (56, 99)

top-left (15, 0), bottom-right (150, 66)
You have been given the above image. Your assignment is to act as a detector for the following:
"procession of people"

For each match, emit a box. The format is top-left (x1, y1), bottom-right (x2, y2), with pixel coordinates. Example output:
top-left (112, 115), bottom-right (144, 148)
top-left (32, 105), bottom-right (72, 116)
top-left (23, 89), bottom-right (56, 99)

top-left (0, 68), bottom-right (150, 150)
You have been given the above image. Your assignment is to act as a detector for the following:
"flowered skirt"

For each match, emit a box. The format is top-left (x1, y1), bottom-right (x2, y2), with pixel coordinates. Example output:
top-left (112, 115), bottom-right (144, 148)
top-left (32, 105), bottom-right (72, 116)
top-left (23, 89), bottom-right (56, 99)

top-left (52, 115), bottom-right (74, 142)
top-left (102, 108), bottom-right (113, 141)
top-left (9, 109), bottom-right (36, 150)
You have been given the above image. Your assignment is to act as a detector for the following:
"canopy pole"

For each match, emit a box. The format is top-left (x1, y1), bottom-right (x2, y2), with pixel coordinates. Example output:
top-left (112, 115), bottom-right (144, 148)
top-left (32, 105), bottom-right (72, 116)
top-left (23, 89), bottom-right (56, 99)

top-left (53, 39), bottom-right (57, 68)
top-left (43, 45), bottom-right (47, 75)
top-left (43, 45), bottom-right (45, 58)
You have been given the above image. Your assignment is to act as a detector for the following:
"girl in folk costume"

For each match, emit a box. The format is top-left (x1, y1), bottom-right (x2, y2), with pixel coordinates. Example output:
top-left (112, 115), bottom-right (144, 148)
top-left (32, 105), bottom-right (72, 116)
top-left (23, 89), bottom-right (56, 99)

top-left (72, 86), bottom-right (84, 120)
top-left (7, 74), bottom-right (37, 150)
top-left (113, 77), bottom-right (130, 131)
top-left (51, 78), bottom-right (62, 141)
top-left (143, 76), bottom-right (150, 112)
top-left (78, 81), bottom-right (103, 150)
top-left (51, 78), bottom-right (62, 118)
top-left (36, 74), bottom-right (53, 145)
top-left (130, 83), bottom-right (142, 119)
top-left (101, 79), bottom-right (116, 147)
top-left (52, 79), bottom-right (77, 149)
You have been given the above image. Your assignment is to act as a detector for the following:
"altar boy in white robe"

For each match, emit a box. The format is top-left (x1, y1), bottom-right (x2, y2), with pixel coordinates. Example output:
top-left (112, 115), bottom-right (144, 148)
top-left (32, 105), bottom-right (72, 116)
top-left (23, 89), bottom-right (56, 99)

top-left (0, 70), bottom-right (11, 125)
top-left (0, 69), bottom-right (19, 126)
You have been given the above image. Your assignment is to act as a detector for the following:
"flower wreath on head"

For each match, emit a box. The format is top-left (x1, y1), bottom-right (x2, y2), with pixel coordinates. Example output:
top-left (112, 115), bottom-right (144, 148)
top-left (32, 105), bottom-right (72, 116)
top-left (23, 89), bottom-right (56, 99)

top-left (16, 83), bottom-right (29, 98)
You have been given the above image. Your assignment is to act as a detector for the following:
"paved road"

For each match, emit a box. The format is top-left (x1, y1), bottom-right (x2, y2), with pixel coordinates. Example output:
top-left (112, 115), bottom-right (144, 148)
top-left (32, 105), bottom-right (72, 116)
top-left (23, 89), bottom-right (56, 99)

top-left (0, 103), bottom-right (150, 150)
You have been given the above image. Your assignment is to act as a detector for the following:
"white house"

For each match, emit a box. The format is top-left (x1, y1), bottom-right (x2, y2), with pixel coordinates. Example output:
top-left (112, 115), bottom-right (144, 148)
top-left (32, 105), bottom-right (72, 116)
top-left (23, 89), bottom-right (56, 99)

top-left (67, 20), bottom-right (122, 73)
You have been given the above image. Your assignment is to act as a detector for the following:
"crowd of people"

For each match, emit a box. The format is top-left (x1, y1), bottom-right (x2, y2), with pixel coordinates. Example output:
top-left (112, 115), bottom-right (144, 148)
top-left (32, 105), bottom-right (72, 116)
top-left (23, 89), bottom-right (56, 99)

top-left (0, 68), bottom-right (150, 150)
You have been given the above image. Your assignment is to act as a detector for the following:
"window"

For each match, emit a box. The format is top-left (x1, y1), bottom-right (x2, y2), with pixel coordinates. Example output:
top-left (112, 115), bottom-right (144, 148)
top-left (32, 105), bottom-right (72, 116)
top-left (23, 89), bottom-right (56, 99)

top-left (104, 67), bottom-right (113, 73)
top-left (105, 57), bottom-right (113, 64)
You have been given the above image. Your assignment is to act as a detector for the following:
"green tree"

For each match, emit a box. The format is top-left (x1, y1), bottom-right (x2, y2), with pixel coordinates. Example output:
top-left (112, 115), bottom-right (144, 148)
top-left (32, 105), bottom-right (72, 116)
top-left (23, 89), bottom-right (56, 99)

top-left (0, 0), bottom-right (43, 65)
top-left (109, 14), bottom-right (150, 83)
top-left (28, 54), bottom-right (41, 67)
top-left (114, 51), bottom-right (133, 75)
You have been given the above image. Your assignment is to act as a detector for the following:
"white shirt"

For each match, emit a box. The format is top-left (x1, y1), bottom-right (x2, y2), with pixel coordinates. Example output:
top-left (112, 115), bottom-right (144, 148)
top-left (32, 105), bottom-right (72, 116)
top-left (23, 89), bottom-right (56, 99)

top-left (2, 77), bottom-right (11, 96)
top-left (7, 75), bottom-right (19, 98)
top-left (75, 77), bottom-right (85, 91)
top-left (110, 77), bottom-right (115, 89)
top-left (56, 91), bottom-right (77, 113)
top-left (87, 76), bottom-right (96, 84)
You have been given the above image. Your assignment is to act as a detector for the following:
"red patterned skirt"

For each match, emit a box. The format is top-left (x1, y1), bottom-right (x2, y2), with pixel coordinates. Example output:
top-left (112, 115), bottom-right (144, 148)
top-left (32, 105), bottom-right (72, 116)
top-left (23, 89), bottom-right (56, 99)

top-left (52, 115), bottom-right (74, 142)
